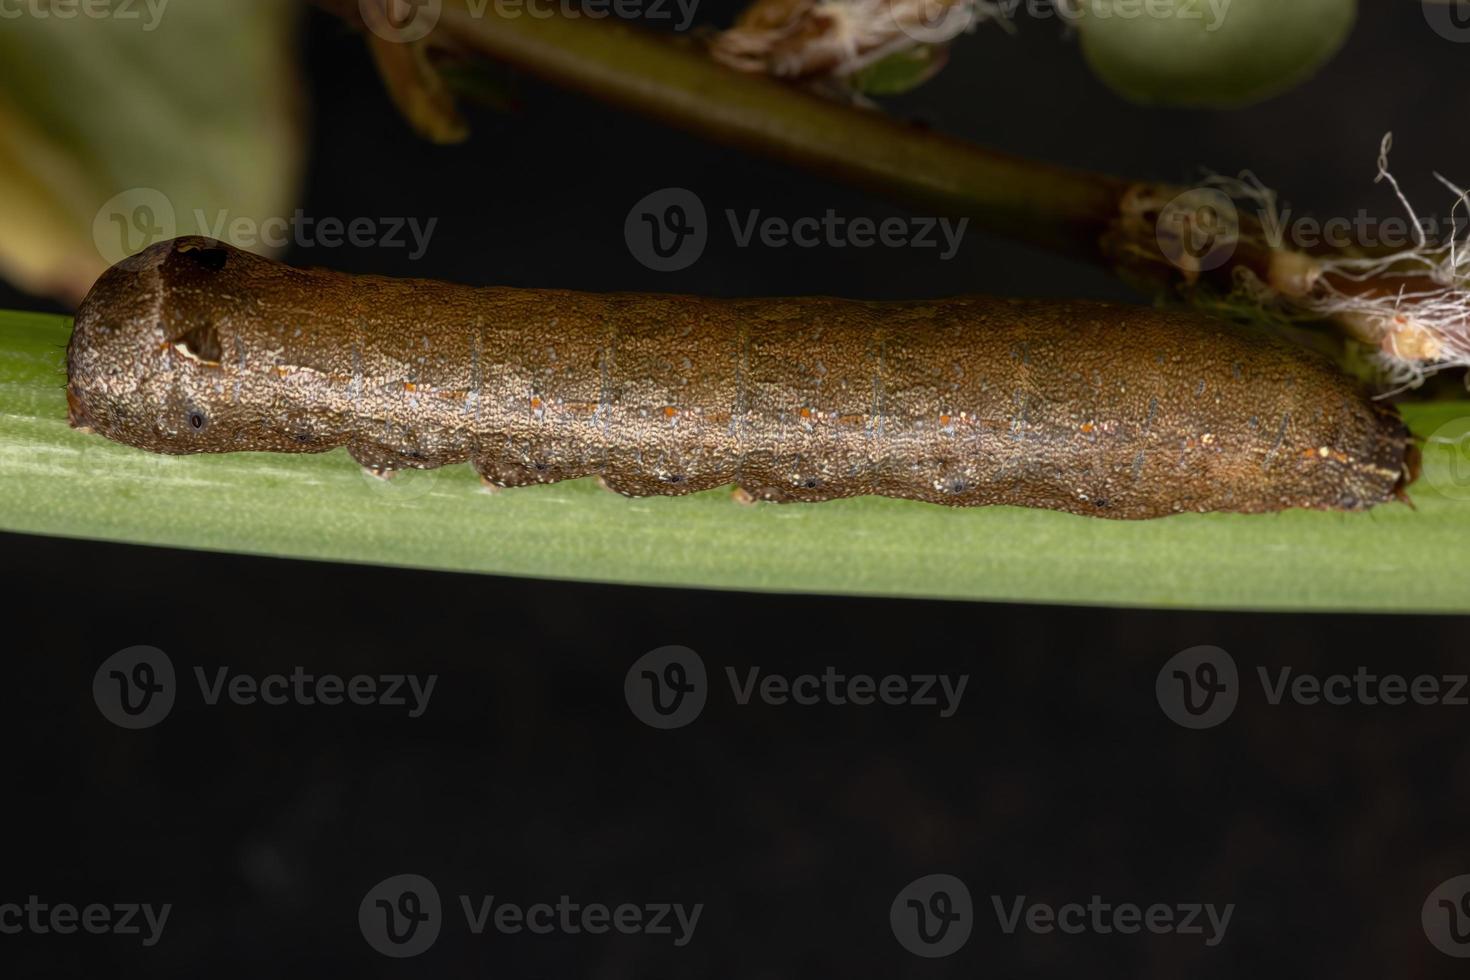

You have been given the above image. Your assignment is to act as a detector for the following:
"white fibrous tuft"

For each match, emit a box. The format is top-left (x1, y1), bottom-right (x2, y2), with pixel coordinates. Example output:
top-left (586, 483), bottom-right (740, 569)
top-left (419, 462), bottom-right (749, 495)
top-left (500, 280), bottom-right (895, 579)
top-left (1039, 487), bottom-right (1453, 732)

top-left (1308, 136), bottom-right (1470, 389)
top-left (712, 0), bottom-right (1002, 82)
top-left (1201, 135), bottom-right (1470, 390)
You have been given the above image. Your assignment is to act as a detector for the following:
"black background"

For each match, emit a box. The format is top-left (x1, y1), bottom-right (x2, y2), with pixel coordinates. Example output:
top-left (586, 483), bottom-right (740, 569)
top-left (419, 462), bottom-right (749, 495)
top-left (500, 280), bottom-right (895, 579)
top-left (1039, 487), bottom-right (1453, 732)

top-left (2, 2), bottom-right (1468, 976)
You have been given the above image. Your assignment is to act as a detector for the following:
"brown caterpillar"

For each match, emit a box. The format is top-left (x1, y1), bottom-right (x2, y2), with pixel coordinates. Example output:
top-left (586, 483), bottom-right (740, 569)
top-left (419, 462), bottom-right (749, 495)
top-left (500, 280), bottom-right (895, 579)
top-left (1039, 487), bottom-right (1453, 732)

top-left (65, 237), bottom-right (1416, 519)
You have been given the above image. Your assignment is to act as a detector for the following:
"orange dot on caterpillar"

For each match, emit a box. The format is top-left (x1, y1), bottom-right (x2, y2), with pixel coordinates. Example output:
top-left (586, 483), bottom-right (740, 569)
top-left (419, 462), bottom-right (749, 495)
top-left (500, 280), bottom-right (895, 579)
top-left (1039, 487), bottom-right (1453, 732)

top-left (65, 237), bottom-right (1416, 520)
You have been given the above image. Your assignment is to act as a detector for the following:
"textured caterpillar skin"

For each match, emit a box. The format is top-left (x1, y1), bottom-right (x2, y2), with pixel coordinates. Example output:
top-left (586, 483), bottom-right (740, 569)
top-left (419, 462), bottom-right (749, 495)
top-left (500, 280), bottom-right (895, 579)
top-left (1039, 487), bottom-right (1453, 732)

top-left (66, 238), bottom-right (1415, 519)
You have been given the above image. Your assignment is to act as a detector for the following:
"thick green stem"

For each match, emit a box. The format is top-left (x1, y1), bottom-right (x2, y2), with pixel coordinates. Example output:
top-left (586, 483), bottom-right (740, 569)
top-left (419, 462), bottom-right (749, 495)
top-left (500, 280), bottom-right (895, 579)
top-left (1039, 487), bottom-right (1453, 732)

top-left (4, 309), bottom-right (1470, 611)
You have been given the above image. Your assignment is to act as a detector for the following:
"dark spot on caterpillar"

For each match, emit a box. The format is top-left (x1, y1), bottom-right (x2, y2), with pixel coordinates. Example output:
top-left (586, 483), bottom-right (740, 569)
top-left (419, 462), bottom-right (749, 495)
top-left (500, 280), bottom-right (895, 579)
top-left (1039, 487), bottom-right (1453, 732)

top-left (802, 477), bottom-right (820, 489)
top-left (665, 474), bottom-right (686, 484)
top-left (187, 410), bottom-right (207, 431)
top-left (177, 242), bottom-right (229, 271)
top-left (534, 462), bottom-right (548, 472)
top-left (176, 322), bottom-right (222, 363)
top-left (294, 431), bottom-right (312, 444)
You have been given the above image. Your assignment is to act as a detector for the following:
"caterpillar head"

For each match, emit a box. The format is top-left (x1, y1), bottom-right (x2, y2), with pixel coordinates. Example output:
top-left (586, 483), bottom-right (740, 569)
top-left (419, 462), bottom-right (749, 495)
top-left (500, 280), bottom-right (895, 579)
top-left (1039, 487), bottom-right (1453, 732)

top-left (67, 237), bottom-right (316, 455)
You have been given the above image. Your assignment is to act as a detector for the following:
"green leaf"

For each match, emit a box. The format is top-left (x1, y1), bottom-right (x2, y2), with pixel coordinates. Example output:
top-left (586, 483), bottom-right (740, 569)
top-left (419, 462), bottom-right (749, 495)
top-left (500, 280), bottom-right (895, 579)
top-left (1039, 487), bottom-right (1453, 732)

top-left (1073, 0), bottom-right (1356, 107)
top-left (3, 309), bottom-right (1465, 612)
